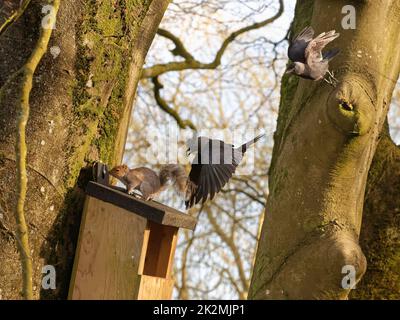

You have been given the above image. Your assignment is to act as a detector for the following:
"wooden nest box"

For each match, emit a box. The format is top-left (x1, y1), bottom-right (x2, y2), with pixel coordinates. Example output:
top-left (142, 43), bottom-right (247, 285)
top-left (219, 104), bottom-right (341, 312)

top-left (68, 163), bottom-right (196, 300)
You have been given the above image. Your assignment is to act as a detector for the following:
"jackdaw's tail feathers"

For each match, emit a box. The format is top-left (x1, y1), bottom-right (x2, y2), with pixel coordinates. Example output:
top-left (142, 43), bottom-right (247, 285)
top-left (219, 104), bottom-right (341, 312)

top-left (159, 164), bottom-right (187, 193)
top-left (323, 48), bottom-right (340, 61)
top-left (239, 133), bottom-right (265, 154)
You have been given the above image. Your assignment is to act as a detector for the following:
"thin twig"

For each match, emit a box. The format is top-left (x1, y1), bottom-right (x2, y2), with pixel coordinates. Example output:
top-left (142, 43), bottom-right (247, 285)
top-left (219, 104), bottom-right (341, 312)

top-left (0, 0), bottom-right (32, 37)
top-left (1, 154), bottom-right (64, 198)
top-left (141, 0), bottom-right (284, 78)
top-left (151, 76), bottom-right (197, 130)
top-left (205, 207), bottom-right (249, 294)
top-left (221, 187), bottom-right (266, 206)
top-left (14, 0), bottom-right (60, 300)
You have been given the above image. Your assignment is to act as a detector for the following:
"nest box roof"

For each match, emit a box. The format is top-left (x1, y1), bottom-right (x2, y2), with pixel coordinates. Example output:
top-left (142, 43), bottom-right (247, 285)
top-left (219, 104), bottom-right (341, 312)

top-left (86, 182), bottom-right (197, 230)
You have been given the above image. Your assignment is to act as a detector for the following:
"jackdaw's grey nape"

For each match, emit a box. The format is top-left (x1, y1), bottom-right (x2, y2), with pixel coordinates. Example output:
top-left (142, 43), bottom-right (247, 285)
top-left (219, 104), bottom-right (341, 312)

top-left (185, 134), bottom-right (265, 209)
top-left (285, 26), bottom-right (340, 86)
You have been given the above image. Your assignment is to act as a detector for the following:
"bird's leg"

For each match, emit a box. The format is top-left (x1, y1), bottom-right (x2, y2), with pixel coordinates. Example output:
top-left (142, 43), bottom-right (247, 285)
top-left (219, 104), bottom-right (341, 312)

top-left (327, 70), bottom-right (339, 82)
top-left (323, 77), bottom-right (335, 87)
top-left (324, 70), bottom-right (339, 87)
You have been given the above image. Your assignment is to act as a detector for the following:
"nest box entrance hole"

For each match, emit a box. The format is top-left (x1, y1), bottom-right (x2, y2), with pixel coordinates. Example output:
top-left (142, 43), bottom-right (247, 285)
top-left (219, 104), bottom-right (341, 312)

top-left (139, 221), bottom-right (178, 279)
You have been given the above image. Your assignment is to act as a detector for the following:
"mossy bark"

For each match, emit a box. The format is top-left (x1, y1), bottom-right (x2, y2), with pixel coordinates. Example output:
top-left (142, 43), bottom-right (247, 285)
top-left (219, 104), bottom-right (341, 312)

top-left (249, 0), bottom-right (400, 299)
top-left (0, 0), bottom-right (169, 299)
top-left (350, 126), bottom-right (400, 299)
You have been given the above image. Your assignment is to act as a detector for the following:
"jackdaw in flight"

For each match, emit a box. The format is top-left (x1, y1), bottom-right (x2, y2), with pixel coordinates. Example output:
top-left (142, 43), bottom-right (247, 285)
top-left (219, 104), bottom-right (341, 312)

top-left (185, 134), bottom-right (265, 208)
top-left (286, 26), bottom-right (340, 85)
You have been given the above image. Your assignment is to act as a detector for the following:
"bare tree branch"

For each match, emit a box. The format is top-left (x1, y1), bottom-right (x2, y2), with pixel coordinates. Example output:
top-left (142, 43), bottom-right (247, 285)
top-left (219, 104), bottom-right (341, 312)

top-left (157, 28), bottom-right (195, 61)
top-left (177, 230), bottom-right (195, 299)
top-left (0, 0), bottom-right (31, 37)
top-left (222, 268), bottom-right (246, 299)
top-left (151, 76), bottom-right (197, 130)
top-left (13, 0), bottom-right (60, 300)
top-left (141, 0), bottom-right (284, 79)
top-left (205, 207), bottom-right (249, 296)
top-left (211, 201), bottom-right (259, 241)
top-left (221, 187), bottom-right (266, 206)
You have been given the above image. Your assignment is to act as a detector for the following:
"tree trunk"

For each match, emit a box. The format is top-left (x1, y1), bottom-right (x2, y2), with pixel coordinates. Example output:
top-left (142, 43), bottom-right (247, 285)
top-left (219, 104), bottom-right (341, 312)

top-left (249, 0), bottom-right (400, 299)
top-left (0, 0), bottom-right (169, 299)
top-left (350, 125), bottom-right (400, 299)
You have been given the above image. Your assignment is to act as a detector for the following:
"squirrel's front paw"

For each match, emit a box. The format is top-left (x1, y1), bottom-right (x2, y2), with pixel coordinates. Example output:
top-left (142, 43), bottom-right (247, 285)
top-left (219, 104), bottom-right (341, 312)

top-left (128, 190), bottom-right (143, 199)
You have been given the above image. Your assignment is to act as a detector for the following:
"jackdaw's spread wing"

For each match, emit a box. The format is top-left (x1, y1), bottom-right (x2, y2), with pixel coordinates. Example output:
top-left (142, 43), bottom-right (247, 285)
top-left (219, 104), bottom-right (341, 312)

top-left (185, 163), bottom-right (236, 209)
top-left (185, 137), bottom-right (238, 208)
top-left (305, 30), bottom-right (340, 66)
top-left (185, 134), bottom-right (265, 208)
top-left (288, 26), bottom-right (315, 63)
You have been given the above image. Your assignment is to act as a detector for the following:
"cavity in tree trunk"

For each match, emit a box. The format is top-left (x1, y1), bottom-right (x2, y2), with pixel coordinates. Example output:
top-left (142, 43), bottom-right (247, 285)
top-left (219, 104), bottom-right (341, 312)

top-left (0, 0), bottom-right (169, 299)
top-left (249, 0), bottom-right (400, 299)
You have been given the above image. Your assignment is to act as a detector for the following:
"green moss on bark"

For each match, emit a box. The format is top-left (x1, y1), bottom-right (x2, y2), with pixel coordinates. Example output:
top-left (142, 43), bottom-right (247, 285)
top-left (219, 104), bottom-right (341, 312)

top-left (350, 131), bottom-right (400, 299)
top-left (268, 0), bottom-right (314, 178)
top-left (42, 0), bottom-right (157, 299)
top-left (66, 0), bottom-right (151, 189)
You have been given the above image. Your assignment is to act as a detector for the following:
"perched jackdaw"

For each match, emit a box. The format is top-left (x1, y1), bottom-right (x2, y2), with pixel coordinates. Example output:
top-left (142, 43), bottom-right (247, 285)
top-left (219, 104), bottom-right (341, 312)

top-left (286, 26), bottom-right (340, 83)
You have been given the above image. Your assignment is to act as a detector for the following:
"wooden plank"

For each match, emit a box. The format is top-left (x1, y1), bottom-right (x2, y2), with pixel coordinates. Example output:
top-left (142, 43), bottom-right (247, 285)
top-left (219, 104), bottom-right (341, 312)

top-left (138, 223), bottom-right (151, 275)
top-left (137, 275), bottom-right (175, 300)
top-left (152, 223), bottom-right (178, 278)
top-left (86, 181), bottom-right (197, 230)
top-left (142, 222), bottom-right (178, 278)
top-left (165, 228), bottom-right (178, 278)
top-left (68, 196), bottom-right (147, 300)
top-left (68, 197), bottom-right (90, 299)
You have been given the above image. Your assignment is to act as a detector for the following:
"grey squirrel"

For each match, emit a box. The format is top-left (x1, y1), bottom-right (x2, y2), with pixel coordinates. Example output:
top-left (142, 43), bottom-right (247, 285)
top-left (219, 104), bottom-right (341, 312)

top-left (109, 164), bottom-right (187, 201)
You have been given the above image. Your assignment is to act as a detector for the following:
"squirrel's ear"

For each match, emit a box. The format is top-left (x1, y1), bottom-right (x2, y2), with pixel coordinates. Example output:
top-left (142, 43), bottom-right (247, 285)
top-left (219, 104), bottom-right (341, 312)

top-left (122, 164), bottom-right (128, 169)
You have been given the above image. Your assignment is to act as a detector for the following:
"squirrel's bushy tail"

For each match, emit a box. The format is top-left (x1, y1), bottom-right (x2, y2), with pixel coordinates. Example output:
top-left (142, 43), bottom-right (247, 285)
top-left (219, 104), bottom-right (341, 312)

top-left (159, 164), bottom-right (187, 193)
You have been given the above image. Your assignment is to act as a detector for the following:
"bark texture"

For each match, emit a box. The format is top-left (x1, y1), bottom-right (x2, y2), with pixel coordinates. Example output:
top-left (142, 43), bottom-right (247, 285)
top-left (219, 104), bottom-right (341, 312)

top-left (249, 0), bottom-right (400, 299)
top-left (0, 0), bottom-right (169, 299)
top-left (350, 126), bottom-right (400, 299)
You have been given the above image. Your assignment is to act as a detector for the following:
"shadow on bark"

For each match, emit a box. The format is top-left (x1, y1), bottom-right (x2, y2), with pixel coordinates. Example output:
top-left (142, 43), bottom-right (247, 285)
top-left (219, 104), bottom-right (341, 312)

top-left (351, 126), bottom-right (400, 299)
top-left (39, 166), bottom-right (93, 299)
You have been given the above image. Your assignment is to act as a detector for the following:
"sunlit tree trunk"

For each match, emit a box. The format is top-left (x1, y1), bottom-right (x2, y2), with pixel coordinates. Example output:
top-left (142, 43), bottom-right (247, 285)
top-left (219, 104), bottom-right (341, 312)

top-left (350, 125), bottom-right (400, 299)
top-left (249, 0), bottom-right (400, 299)
top-left (0, 0), bottom-right (169, 299)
